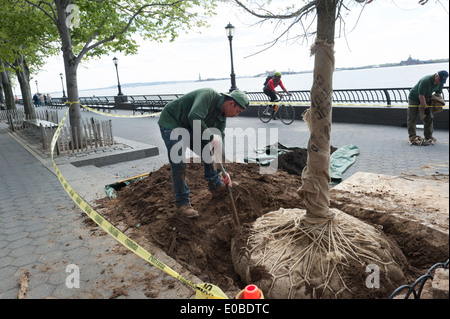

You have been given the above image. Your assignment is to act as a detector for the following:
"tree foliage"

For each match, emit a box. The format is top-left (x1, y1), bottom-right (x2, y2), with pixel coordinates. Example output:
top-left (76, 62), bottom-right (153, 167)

top-left (24, 0), bottom-right (217, 66)
top-left (0, 0), bottom-right (59, 74)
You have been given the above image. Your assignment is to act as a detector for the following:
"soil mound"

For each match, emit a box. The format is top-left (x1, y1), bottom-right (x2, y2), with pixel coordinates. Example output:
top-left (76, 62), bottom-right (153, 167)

top-left (96, 162), bottom-right (304, 295)
top-left (94, 160), bottom-right (446, 298)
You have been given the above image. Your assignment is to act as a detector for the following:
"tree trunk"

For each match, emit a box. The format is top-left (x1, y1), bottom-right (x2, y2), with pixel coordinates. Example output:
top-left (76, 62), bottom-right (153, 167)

top-left (15, 54), bottom-right (36, 119)
top-left (0, 81), bottom-right (5, 106)
top-left (0, 62), bottom-right (17, 111)
top-left (297, 0), bottom-right (337, 219)
top-left (55, 0), bottom-right (82, 146)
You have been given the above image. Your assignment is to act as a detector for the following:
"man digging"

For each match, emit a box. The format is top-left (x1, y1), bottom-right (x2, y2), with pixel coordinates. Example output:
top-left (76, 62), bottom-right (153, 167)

top-left (158, 88), bottom-right (249, 218)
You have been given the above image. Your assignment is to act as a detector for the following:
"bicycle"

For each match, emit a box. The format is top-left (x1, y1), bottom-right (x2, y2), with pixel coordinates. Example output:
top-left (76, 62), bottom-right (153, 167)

top-left (258, 94), bottom-right (295, 125)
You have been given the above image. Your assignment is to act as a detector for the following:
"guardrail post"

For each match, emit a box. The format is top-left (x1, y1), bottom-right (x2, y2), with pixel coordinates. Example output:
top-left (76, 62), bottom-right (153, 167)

top-left (383, 89), bottom-right (392, 106)
top-left (114, 95), bottom-right (132, 110)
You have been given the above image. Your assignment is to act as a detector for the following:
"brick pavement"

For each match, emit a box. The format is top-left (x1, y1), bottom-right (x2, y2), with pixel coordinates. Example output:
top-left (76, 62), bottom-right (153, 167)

top-left (0, 126), bottom-right (198, 299)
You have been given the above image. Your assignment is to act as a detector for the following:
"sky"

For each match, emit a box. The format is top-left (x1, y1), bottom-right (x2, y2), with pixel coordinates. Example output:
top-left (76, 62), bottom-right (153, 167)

top-left (29, 0), bottom-right (449, 95)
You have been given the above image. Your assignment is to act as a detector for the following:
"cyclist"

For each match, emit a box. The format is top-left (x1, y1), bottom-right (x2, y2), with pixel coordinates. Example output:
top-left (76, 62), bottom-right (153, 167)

top-left (263, 71), bottom-right (291, 102)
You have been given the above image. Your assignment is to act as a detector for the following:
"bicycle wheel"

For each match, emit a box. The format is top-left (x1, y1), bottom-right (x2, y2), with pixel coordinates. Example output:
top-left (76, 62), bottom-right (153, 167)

top-left (258, 105), bottom-right (273, 123)
top-left (278, 104), bottom-right (295, 125)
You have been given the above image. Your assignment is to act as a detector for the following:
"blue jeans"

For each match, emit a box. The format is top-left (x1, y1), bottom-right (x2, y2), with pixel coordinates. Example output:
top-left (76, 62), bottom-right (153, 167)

top-left (159, 126), bottom-right (223, 207)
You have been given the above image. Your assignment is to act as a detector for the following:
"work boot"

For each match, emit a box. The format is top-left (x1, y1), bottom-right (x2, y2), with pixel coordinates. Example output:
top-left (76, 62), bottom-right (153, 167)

top-left (424, 136), bottom-right (437, 145)
top-left (177, 204), bottom-right (199, 218)
top-left (409, 135), bottom-right (423, 146)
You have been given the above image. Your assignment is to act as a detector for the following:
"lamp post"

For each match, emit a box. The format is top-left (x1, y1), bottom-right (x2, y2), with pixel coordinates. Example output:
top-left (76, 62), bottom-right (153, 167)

top-left (59, 73), bottom-right (66, 98)
top-left (225, 23), bottom-right (238, 92)
top-left (35, 80), bottom-right (39, 92)
top-left (112, 57), bottom-right (123, 96)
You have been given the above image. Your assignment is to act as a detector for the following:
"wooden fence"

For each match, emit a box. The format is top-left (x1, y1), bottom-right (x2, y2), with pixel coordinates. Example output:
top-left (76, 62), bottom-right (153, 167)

top-left (32, 109), bottom-right (59, 123)
top-left (1, 108), bottom-right (114, 155)
top-left (0, 109), bottom-right (25, 131)
top-left (44, 117), bottom-right (114, 155)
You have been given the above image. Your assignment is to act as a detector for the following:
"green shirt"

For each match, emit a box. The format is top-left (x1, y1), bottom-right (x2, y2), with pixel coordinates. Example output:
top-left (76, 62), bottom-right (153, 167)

top-left (408, 74), bottom-right (443, 104)
top-left (158, 88), bottom-right (226, 140)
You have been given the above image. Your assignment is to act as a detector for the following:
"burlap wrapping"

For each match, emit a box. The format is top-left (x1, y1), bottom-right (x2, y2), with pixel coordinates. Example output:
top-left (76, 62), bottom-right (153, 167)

top-left (231, 39), bottom-right (408, 299)
top-left (231, 208), bottom-right (407, 299)
top-left (431, 93), bottom-right (445, 114)
top-left (419, 94), bottom-right (445, 120)
top-left (297, 39), bottom-right (335, 219)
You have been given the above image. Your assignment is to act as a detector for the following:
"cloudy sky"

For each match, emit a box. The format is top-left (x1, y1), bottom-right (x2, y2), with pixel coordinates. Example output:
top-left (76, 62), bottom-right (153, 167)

top-left (31, 0), bottom-right (449, 94)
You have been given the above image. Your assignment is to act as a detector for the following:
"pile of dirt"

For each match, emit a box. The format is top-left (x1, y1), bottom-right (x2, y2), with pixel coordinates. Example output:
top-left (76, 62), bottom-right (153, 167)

top-left (93, 156), bottom-right (445, 298)
top-left (95, 162), bottom-right (304, 296)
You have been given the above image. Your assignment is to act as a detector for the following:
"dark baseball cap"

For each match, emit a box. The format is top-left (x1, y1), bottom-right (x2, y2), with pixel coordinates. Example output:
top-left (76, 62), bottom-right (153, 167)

top-left (438, 70), bottom-right (448, 84)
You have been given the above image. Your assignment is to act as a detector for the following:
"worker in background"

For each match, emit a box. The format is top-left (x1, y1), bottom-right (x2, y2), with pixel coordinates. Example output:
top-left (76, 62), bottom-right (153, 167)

top-left (407, 70), bottom-right (448, 146)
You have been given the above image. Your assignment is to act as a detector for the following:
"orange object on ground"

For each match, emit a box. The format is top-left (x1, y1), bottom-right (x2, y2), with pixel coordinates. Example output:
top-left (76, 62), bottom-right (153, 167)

top-left (235, 284), bottom-right (264, 299)
top-left (244, 284), bottom-right (261, 299)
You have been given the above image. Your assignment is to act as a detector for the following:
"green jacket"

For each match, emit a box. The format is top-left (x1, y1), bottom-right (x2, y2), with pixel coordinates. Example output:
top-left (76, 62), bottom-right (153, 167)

top-left (408, 74), bottom-right (443, 104)
top-left (158, 88), bottom-right (226, 140)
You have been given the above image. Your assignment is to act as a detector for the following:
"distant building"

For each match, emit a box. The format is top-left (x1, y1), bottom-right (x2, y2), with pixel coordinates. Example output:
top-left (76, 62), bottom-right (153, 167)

top-left (400, 55), bottom-right (423, 66)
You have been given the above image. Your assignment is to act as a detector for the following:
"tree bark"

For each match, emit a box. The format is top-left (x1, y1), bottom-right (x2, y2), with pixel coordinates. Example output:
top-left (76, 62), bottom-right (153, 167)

top-left (15, 53), bottom-right (36, 119)
top-left (297, 0), bottom-right (337, 219)
top-left (55, 0), bottom-right (82, 145)
top-left (0, 62), bottom-right (17, 110)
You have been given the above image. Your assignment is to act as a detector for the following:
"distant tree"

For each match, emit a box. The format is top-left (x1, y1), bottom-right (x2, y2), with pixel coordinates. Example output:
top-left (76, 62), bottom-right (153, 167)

top-left (0, 62), bottom-right (16, 110)
top-left (0, 0), bottom-right (59, 116)
top-left (23, 0), bottom-right (216, 146)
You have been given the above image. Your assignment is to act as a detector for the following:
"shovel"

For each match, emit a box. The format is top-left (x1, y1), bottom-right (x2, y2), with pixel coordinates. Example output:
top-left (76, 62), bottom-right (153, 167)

top-left (218, 163), bottom-right (241, 228)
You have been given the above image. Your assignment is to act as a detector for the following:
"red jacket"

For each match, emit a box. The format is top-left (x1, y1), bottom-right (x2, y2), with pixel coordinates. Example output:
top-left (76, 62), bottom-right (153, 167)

top-left (267, 78), bottom-right (286, 91)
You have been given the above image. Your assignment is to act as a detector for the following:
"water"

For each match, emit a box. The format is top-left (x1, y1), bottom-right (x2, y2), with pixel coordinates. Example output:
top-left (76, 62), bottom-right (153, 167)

top-left (76, 62), bottom-right (449, 97)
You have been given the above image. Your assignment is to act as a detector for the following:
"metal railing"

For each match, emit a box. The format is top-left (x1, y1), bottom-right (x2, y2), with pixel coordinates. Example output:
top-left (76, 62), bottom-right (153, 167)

top-left (389, 260), bottom-right (449, 299)
top-left (246, 86), bottom-right (449, 107)
top-left (16, 86), bottom-right (449, 109)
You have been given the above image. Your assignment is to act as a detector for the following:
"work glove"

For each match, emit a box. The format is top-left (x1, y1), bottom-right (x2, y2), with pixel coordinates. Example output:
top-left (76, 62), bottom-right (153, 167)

top-left (221, 171), bottom-right (232, 188)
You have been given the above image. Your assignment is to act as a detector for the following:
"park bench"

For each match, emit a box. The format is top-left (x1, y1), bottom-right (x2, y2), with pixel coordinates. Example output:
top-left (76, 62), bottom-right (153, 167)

top-left (24, 118), bottom-right (59, 150)
top-left (24, 118), bottom-right (58, 131)
top-left (80, 96), bottom-right (116, 113)
top-left (131, 94), bottom-right (182, 115)
top-left (46, 98), bottom-right (67, 108)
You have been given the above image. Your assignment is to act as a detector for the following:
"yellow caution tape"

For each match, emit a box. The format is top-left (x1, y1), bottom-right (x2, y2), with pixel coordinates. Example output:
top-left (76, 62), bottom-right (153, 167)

top-left (50, 105), bottom-right (228, 299)
top-left (80, 104), bottom-right (161, 118)
top-left (64, 100), bottom-right (80, 106)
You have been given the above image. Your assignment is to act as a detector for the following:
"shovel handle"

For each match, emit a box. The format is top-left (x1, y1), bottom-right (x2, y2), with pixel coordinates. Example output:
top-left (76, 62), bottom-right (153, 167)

top-left (218, 164), bottom-right (240, 227)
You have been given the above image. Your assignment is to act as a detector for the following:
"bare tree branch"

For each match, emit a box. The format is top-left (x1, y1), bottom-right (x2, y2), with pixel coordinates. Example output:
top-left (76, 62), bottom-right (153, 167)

top-left (234, 0), bottom-right (317, 20)
top-left (78, 0), bottom-right (187, 62)
top-left (24, 0), bottom-right (57, 24)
